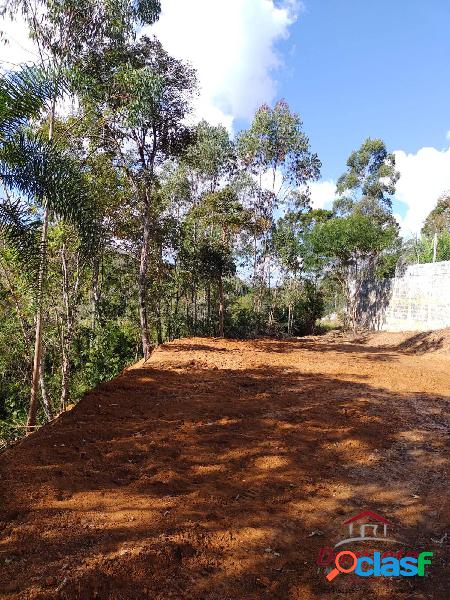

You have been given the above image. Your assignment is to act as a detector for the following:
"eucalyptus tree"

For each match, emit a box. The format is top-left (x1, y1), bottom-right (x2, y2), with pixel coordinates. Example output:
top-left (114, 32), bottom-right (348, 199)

top-left (237, 100), bottom-right (321, 317)
top-left (322, 138), bottom-right (401, 328)
top-left (172, 121), bottom-right (236, 333)
top-left (422, 192), bottom-right (450, 236)
top-left (334, 138), bottom-right (399, 224)
top-left (183, 120), bottom-right (236, 196)
top-left (5, 0), bottom-right (161, 60)
top-left (188, 187), bottom-right (251, 336)
top-left (76, 37), bottom-right (197, 358)
top-left (311, 213), bottom-right (399, 330)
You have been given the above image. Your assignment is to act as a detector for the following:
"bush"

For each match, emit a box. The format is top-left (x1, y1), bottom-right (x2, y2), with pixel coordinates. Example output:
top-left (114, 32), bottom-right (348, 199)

top-left (227, 281), bottom-right (324, 338)
top-left (73, 321), bottom-right (139, 393)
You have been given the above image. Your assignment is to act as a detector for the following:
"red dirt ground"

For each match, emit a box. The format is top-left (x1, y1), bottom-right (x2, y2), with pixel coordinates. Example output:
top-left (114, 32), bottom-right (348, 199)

top-left (0, 334), bottom-right (449, 600)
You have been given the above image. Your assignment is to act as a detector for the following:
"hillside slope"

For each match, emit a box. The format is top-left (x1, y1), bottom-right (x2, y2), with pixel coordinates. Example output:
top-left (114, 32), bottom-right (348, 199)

top-left (0, 336), bottom-right (449, 599)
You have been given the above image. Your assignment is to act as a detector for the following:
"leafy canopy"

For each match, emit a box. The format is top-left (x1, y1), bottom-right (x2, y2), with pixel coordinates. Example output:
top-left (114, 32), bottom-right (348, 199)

top-left (334, 137), bottom-right (399, 222)
top-left (422, 192), bottom-right (450, 236)
top-left (237, 99), bottom-right (321, 202)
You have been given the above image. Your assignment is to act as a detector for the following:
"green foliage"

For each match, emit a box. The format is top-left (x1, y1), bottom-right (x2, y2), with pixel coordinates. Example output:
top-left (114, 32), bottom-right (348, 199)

top-left (422, 193), bottom-right (450, 236)
top-left (237, 99), bottom-right (321, 194)
top-left (74, 322), bottom-right (138, 392)
top-left (0, 67), bottom-right (98, 270)
top-left (404, 232), bottom-right (450, 264)
top-left (8, 0), bottom-right (161, 60)
top-left (335, 138), bottom-right (399, 224)
top-left (196, 242), bottom-right (236, 280)
top-left (228, 292), bottom-right (264, 338)
top-left (184, 121), bottom-right (235, 186)
top-left (0, 65), bottom-right (60, 135)
top-left (311, 214), bottom-right (399, 265)
top-left (228, 280), bottom-right (324, 338)
top-left (113, 65), bottom-right (164, 128)
top-left (76, 38), bottom-right (197, 159)
top-left (2, 132), bottom-right (96, 237)
top-left (320, 138), bottom-right (401, 326)
top-left (272, 213), bottom-right (303, 273)
top-left (0, 200), bottom-right (40, 269)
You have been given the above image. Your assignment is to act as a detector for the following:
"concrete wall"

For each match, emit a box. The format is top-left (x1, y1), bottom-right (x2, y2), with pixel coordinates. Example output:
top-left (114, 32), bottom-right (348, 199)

top-left (357, 261), bottom-right (450, 332)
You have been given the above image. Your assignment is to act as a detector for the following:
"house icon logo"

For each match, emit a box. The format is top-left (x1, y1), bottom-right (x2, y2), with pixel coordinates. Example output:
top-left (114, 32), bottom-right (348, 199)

top-left (335, 510), bottom-right (401, 548)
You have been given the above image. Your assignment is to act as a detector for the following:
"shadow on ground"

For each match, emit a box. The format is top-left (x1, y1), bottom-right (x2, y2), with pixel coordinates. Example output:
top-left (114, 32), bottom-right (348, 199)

top-left (0, 338), bottom-right (448, 600)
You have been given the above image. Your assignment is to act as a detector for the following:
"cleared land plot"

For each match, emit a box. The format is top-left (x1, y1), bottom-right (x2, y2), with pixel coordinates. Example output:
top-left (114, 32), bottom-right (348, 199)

top-left (1, 334), bottom-right (449, 599)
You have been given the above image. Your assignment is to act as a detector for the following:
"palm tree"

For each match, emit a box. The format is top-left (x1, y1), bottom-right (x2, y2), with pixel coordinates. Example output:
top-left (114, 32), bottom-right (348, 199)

top-left (0, 65), bottom-right (96, 430)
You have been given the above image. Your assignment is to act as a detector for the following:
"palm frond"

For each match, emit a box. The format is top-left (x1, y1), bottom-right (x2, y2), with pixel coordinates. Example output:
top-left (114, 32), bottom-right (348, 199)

top-left (0, 132), bottom-right (99, 254)
top-left (0, 65), bottom-right (64, 137)
top-left (0, 197), bottom-right (40, 269)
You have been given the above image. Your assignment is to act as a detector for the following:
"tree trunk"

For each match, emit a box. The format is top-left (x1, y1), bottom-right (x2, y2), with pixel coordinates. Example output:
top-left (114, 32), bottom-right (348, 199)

top-left (139, 193), bottom-right (152, 360)
top-left (0, 260), bottom-right (31, 346)
top-left (193, 286), bottom-right (197, 334)
top-left (156, 243), bottom-right (163, 346)
top-left (218, 275), bottom-right (224, 338)
top-left (91, 257), bottom-right (100, 333)
top-left (166, 298), bottom-right (172, 341)
top-left (60, 244), bottom-right (69, 411)
top-left (27, 205), bottom-right (49, 430)
top-left (173, 290), bottom-right (180, 339)
top-left (60, 328), bottom-right (69, 412)
top-left (288, 304), bottom-right (292, 335)
top-left (343, 277), bottom-right (359, 332)
top-left (39, 354), bottom-right (52, 420)
top-left (27, 98), bottom-right (56, 432)
top-left (206, 283), bottom-right (211, 335)
top-left (59, 244), bottom-right (80, 412)
top-left (156, 301), bottom-right (163, 346)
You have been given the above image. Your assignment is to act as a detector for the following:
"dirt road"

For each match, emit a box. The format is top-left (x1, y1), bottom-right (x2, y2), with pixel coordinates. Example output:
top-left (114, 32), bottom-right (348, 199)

top-left (1, 335), bottom-right (449, 599)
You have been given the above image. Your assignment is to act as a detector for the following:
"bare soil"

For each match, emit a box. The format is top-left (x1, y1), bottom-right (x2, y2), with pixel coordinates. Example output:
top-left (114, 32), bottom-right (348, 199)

top-left (1, 332), bottom-right (449, 599)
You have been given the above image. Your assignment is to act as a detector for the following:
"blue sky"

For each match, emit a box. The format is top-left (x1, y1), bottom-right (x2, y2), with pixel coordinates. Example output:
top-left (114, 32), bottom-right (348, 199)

top-left (274, 0), bottom-right (450, 182)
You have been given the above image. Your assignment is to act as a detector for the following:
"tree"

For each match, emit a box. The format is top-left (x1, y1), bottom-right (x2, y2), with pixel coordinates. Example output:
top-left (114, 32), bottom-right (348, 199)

top-left (335, 137), bottom-right (399, 224)
top-left (422, 192), bottom-right (450, 236)
top-left (5, 0), bottom-right (161, 428)
top-left (272, 208), bottom-right (331, 334)
top-left (189, 187), bottom-right (249, 336)
top-left (237, 100), bottom-right (321, 197)
top-left (76, 37), bottom-right (197, 359)
top-left (312, 138), bottom-right (400, 329)
top-left (403, 231), bottom-right (450, 264)
top-left (0, 66), bottom-right (97, 428)
top-left (196, 242), bottom-right (236, 337)
top-left (183, 120), bottom-right (236, 195)
top-left (237, 100), bottom-right (321, 315)
top-left (311, 214), bottom-right (399, 330)
top-left (5, 0), bottom-right (161, 60)
top-left (173, 121), bottom-right (236, 335)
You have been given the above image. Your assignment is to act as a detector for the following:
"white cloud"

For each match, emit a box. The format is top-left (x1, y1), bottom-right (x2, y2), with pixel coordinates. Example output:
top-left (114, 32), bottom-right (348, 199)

top-left (2, 2), bottom-right (300, 130)
top-left (303, 143), bottom-right (450, 237)
top-left (394, 144), bottom-right (450, 236)
top-left (446, 130), bottom-right (450, 141)
top-left (1, 1), bottom-right (299, 127)
top-left (309, 180), bottom-right (336, 209)
top-left (149, 0), bottom-right (300, 130)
